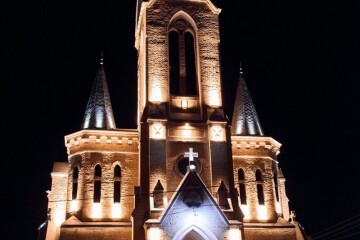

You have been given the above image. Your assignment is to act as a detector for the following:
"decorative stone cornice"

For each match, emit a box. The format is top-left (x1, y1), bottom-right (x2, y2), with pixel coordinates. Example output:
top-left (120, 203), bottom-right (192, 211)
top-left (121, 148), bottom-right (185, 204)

top-left (65, 129), bottom-right (139, 156)
top-left (231, 136), bottom-right (281, 155)
top-left (147, 0), bottom-right (221, 15)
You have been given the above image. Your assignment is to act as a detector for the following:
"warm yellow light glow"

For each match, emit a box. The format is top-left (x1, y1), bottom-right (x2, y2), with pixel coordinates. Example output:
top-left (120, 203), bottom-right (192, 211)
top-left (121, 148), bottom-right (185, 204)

top-left (183, 127), bottom-right (191, 137)
top-left (163, 197), bottom-right (168, 206)
top-left (92, 203), bottom-right (102, 218)
top-left (70, 199), bottom-right (79, 212)
top-left (149, 227), bottom-right (160, 240)
top-left (181, 99), bottom-right (188, 109)
top-left (276, 201), bottom-right (281, 214)
top-left (70, 200), bottom-right (78, 212)
top-left (150, 82), bottom-right (163, 103)
top-left (111, 203), bottom-right (121, 218)
top-left (240, 204), bottom-right (250, 220)
top-left (229, 228), bottom-right (241, 239)
top-left (257, 205), bottom-right (268, 220)
top-left (208, 90), bottom-right (220, 107)
top-left (170, 96), bottom-right (198, 109)
top-left (53, 212), bottom-right (65, 227)
top-left (149, 196), bottom-right (155, 209)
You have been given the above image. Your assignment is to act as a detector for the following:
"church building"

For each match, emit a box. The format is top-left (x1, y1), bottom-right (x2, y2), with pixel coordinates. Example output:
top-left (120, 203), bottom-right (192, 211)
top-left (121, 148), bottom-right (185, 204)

top-left (39, 0), bottom-right (307, 239)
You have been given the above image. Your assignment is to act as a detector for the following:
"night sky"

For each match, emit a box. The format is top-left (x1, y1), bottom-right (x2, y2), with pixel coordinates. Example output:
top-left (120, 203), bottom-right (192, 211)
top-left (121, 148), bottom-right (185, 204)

top-left (3, 0), bottom-right (360, 239)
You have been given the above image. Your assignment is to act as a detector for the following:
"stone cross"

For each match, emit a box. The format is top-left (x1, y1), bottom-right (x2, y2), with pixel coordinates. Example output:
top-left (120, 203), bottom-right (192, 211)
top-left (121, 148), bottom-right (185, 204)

top-left (184, 148), bottom-right (198, 171)
top-left (185, 147), bottom-right (198, 162)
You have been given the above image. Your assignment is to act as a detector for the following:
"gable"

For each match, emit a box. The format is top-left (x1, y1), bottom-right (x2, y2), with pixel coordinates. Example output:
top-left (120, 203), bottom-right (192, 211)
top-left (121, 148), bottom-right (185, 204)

top-left (160, 171), bottom-right (229, 239)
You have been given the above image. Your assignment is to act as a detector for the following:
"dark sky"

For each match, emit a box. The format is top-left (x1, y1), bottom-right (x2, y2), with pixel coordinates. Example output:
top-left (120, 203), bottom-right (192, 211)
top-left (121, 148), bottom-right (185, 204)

top-left (3, 0), bottom-right (360, 239)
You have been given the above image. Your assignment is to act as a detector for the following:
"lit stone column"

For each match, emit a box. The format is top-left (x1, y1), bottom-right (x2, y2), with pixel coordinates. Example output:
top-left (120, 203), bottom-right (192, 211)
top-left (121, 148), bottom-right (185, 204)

top-left (279, 173), bottom-right (290, 221)
top-left (264, 162), bottom-right (277, 221)
top-left (247, 169), bottom-right (258, 221)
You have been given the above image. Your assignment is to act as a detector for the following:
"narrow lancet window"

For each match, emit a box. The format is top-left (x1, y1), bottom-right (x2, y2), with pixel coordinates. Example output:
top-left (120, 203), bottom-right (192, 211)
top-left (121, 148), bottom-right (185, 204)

top-left (169, 31), bottom-right (180, 95)
top-left (72, 167), bottom-right (79, 200)
top-left (256, 169), bottom-right (265, 205)
top-left (238, 168), bottom-right (247, 205)
top-left (274, 172), bottom-right (279, 202)
top-left (114, 165), bottom-right (121, 203)
top-left (184, 32), bottom-right (197, 95)
top-left (168, 16), bottom-right (198, 96)
top-left (94, 165), bottom-right (102, 203)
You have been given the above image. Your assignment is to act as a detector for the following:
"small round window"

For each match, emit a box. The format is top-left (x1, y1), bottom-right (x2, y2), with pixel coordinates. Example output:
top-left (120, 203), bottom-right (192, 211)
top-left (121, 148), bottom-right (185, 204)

top-left (176, 156), bottom-right (201, 176)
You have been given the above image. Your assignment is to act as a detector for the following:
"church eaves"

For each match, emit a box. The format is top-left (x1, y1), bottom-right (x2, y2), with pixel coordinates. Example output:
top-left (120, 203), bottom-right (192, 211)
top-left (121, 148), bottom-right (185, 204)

top-left (231, 67), bottom-right (264, 136)
top-left (81, 57), bottom-right (116, 130)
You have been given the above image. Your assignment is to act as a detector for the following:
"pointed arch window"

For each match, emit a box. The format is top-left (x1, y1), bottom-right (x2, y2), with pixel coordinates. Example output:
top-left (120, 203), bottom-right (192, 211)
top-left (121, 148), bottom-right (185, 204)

top-left (238, 168), bottom-right (247, 205)
top-left (113, 165), bottom-right (121, 203)
top-left (256, 169), bottom-right (265, 205)
top-left (168, 16), bottom-right (198, 96)
top-left (94, 165), bottom-right (102, 203)
top-left (72, 167), bottom-right (79, 200)
top-left (153, 180), bottom-right (164, 208)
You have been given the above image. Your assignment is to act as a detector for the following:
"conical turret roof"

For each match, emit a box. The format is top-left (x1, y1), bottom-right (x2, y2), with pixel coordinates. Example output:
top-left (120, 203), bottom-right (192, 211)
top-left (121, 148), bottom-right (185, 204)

top-left (231, 67), bottom-right (263, 136)
top-left (81, 56), bottom-right (116, 130)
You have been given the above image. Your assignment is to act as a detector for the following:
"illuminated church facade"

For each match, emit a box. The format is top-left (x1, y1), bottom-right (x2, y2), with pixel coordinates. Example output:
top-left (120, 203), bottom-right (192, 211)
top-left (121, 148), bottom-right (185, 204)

top-left (40, 0), bottom-right (307, 239)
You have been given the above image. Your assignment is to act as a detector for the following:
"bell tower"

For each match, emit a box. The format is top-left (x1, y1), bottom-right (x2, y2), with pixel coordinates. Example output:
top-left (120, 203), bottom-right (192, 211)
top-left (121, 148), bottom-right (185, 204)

top-left (134, 0), bottom-right (242, 238)
top-left (136, 0), bottom-right (223, 122)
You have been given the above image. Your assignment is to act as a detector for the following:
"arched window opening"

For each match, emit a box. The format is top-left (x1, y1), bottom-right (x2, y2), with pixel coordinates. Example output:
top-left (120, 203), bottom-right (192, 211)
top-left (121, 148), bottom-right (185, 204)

top-left (114, 165), bottom-right (121, 203)
top-left (238, 168), bottom-right (247, 205)
top-left (184, 32), bottom-right (197, 95)
top-left (256, 169), bottom-right (265, 205)
top-left (274, 172), bottom-right (279, 202)
top-left (94, 165), bottom-right (102, 203)
top-left (183, 230), bottom-right (205, 240)
top-left (256, 169), bottom-right (262, 181)
top-left (168, 16), bottom-right (198, 96)
top-left (72, 167), bottom-right (79, 200)
top-left (169, 31), bottom-right (180, 95)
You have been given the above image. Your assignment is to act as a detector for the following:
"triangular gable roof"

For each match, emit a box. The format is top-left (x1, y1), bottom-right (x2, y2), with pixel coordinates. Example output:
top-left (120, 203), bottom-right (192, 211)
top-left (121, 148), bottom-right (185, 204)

top-left (160, 171), bottom-right (229, 226)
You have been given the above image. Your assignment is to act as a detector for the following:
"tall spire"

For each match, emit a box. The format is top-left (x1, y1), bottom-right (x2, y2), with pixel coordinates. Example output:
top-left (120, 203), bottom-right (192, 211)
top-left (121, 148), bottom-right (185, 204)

top-left (81, 53), bottom-right (116, 130)
top-left (231, 65), bottom-right (263, 136)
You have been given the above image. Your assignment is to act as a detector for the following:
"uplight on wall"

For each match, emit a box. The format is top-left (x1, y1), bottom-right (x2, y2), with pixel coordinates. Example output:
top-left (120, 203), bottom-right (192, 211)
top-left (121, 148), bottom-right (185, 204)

top-left (92, 203), bottom-right (102, 218)
top-left (229, 228), bottom-right (241, 239)
top-left (53, 212), bottom-right (66, 227)
top-left (275, 201), bottom-right (281, 214)
top-left (240, 204), bottom-right (250, 220)
top-left (208, 90), bottom-right (220, 107)
top-left (149, 227), bottom-right (161, 240)
top-left (150, 81), bottom-right (163, 103)
top-left (181, 99), bottom-right (188, 109)
top-left (257, 205), bottom-right (268, 220)
top-left (70, 200), bottom-right (78, 212)
top-left (111, 203), bottom-right (121, 218)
